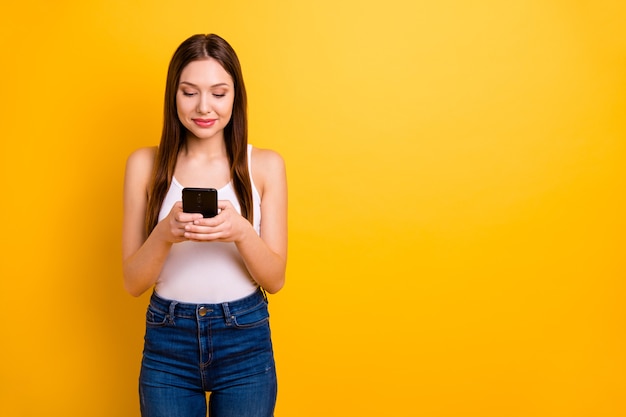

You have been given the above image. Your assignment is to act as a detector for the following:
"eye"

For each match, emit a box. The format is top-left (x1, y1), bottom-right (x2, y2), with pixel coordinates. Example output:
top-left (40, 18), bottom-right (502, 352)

top-left (213, 93), bottom-right (226, 98)
top-left (182, 91), bottom-right (197, 97)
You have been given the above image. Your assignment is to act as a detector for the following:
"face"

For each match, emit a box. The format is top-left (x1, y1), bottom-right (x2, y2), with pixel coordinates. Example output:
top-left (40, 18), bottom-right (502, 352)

top-left (176, 58), bottom-right (235, 141)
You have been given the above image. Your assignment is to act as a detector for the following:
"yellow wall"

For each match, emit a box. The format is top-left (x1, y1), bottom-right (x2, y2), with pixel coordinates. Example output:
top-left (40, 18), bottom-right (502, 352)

top-left (1, 1), bottom-right (624, 416)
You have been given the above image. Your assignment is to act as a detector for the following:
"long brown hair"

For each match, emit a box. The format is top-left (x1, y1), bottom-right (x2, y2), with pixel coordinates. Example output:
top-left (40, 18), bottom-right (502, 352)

top-left (145, 34), bottom-right (253, 236)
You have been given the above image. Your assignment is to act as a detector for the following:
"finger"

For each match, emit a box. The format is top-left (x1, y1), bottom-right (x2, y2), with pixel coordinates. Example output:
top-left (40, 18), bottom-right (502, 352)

top-left (170, 225), bottom-right (189, 242)
top-left (217, 200), bottom-right (233, 210)
top-left (192, 215), bottom-right (223, 227)
top-left (177, 212), bottom-right (203, 223)
top-left (185, 222), bottom-right (223, 234)
top-left (184, 229), bottom-right (223, 241)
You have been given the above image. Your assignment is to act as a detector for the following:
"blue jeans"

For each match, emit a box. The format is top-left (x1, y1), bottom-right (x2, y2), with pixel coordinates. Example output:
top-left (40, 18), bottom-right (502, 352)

top-left (139, 288), bottom-right (277, 417)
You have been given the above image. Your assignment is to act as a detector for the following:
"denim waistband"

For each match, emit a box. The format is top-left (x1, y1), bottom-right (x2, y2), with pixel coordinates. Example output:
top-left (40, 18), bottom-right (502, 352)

top-left (150, 287), bottom-right (266, 319)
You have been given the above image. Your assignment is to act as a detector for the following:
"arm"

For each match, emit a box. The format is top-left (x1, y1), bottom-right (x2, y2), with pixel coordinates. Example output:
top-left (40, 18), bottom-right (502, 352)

top-left (122, 147), bottom-right (201, 297)
top-left (236, 148), bottom-right (288, 293)
top-left (183, 149), bottom-right (288, 293)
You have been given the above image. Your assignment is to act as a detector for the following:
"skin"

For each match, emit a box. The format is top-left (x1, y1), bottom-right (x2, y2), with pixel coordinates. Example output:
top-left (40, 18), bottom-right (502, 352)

top-left (122, 58), bottom-right (287, 297)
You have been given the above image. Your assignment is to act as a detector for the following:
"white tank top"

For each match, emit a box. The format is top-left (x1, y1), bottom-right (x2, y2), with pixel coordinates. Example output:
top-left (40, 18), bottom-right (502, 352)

top-left (155, 145), bottom-right (261, 303)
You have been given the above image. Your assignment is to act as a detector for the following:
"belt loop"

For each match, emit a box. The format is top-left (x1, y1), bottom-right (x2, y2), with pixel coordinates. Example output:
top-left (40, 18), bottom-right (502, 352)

top-left (222, 303), bottom-right (233, 326)
top-left (168, 300), bottom-right (178, 324)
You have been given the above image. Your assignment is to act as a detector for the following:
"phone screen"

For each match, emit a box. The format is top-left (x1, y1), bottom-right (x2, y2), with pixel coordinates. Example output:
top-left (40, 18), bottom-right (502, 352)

top-left (182, 188), bottom-right (218, 218)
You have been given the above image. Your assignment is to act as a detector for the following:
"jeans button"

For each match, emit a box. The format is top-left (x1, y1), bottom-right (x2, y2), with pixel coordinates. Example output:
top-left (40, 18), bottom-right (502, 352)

top-left (199, 307), bottom-right (208, 317)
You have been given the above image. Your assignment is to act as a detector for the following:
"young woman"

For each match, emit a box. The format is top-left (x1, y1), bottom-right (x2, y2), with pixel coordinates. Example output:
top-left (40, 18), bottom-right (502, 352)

top-left (122, 34), bottom-right (287, 417)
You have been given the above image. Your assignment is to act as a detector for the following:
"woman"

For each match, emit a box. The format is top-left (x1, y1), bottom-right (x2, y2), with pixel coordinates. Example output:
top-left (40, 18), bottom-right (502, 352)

top-left (122, 34), bottom-right (287, 417)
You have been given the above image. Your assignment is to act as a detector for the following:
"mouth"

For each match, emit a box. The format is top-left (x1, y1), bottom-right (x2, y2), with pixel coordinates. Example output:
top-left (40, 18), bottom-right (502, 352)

top-left (192, 118), bottom-right (217, 128)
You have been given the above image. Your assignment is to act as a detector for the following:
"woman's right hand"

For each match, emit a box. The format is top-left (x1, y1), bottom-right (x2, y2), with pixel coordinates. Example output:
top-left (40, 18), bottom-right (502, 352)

top-left (160, 201), bottom-right (204, 244)
top-left (123, 200), bottom-right (203, 297)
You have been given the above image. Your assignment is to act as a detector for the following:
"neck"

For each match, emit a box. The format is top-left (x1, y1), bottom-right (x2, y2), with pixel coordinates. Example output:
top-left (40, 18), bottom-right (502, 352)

top-left (183, 134), bottom-right (227, 159)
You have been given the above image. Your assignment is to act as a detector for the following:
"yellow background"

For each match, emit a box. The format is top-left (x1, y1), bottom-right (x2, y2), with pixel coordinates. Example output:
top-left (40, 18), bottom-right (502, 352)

top-left (1, 0), bottom-right (624, 416)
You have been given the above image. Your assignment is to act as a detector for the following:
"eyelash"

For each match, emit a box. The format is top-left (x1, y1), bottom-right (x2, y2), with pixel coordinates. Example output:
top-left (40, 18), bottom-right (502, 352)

top-left (182, 92), bottom-right (226, 98)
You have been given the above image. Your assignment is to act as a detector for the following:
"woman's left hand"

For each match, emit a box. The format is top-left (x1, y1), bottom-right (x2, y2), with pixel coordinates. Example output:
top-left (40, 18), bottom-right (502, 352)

top-left (183, 200), bottom-right (251, 243)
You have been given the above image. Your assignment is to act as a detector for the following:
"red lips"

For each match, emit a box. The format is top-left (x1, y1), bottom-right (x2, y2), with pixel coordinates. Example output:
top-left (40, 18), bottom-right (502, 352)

top-left (192, 118), bottom-right (217, 128)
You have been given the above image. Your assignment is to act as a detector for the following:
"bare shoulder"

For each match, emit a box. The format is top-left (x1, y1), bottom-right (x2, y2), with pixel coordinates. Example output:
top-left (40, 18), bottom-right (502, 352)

top-left (125, 146), bottom-right (158, 192)
top-left (127, 146), bottom-right (157, 169)
top-left (126, 147), bottom-right (157, 177)
top-left (250, 146), bottom-right (286, 196)
top-left (251, 146), bottom-right (284, 167)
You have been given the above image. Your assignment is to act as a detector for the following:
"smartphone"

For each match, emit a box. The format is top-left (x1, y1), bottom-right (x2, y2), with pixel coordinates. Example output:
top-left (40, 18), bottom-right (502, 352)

top-left (182, 187), bottom-right (218, 218)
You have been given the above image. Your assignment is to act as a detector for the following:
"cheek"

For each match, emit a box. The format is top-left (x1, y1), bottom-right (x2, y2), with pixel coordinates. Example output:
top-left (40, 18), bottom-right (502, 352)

top-left (217, 98), bottom-right (235, 117)
top-left (176, 99), bottom-right (194, 116)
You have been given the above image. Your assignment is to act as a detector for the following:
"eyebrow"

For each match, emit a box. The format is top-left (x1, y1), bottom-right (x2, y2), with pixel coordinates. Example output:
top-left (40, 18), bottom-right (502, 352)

top-left (179, 81), bottom-right (231, 88)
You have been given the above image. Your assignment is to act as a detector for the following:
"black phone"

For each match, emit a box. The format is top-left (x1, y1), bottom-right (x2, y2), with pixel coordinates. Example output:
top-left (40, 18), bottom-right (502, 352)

top-left (182, 187), bottom-right (218, 218)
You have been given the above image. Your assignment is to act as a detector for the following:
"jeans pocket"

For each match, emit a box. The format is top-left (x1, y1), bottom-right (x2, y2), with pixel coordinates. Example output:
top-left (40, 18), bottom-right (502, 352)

top-left (145, 305), bottom-right (169, 327)
top-left (231, 301), bottom-right (270, 329)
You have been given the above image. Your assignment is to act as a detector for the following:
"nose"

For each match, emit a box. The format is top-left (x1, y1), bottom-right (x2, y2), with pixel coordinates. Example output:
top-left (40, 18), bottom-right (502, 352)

top-left (197, 93), bottom-right (212, 114)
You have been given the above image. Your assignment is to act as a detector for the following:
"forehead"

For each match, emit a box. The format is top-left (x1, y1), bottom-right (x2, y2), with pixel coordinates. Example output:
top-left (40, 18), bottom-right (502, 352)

top-left (179, 58), bottom-right (233, 86)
